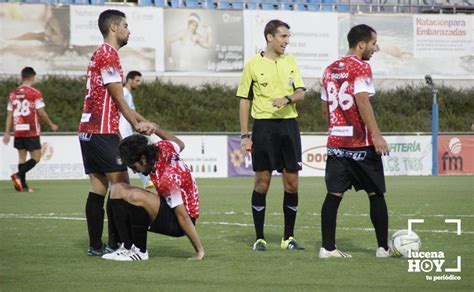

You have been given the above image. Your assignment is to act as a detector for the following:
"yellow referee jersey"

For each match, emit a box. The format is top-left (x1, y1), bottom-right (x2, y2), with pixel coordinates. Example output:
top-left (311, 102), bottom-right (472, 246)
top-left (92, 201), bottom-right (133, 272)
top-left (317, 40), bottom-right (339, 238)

top-left (236, 52), bottom-right (305, 119)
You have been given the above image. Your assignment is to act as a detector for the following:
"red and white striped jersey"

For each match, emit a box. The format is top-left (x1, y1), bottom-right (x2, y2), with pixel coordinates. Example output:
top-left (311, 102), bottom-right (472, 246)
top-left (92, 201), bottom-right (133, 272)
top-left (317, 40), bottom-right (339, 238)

top-left (149, 140), bottom-right (200, 219)
top-left (321, 55), bottom-right (376, 148)
top-left (78, 43), bottom-right (123, 134)
top-left (7, 84), bottom-right (45, 137)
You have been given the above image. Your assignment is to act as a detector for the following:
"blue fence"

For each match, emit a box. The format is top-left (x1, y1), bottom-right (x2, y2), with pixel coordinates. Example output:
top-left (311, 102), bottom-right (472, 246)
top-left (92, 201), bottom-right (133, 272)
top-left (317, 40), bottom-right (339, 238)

top-left (2, 0), bottom-right (472, 13)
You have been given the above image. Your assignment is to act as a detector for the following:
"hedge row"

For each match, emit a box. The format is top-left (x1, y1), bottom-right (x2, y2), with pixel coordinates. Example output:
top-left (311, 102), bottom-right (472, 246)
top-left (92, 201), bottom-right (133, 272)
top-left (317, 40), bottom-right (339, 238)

top-left (0, 76), bottom-right (473, 133)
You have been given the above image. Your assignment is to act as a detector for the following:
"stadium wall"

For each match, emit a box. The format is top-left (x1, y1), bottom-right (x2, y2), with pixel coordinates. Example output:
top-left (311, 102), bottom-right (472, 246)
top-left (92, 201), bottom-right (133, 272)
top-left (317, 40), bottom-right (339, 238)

top-left (0, 3), bottom-right (473, 89)
top-left (1, 134), bottom-right (472, 180)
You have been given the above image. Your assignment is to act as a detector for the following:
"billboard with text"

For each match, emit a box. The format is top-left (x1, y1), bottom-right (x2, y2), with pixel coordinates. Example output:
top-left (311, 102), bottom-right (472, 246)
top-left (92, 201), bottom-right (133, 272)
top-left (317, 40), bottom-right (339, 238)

top-left (438, 135), bottom-right (474, 175)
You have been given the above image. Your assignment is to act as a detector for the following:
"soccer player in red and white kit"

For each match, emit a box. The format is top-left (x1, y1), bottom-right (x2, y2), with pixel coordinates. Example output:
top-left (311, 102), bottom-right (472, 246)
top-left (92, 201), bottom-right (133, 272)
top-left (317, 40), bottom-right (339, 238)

top-left (3, 67), bottom-right (58, 192)
top-left (102, 127), bottom-right (204, 261)
top-left (78, 9), bottom-right (157, 256)
top-left (319, 24), bottom-right (391, 258)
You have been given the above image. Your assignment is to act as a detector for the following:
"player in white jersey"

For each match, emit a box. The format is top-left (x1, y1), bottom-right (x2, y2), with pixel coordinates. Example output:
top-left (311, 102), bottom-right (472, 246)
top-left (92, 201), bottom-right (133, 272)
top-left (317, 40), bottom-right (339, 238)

top-left (119, 71), bottom-right (153, 189)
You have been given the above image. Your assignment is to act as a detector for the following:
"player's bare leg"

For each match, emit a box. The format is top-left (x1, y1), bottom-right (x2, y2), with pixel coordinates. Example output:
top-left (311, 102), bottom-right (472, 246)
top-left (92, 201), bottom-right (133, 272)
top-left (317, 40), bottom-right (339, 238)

top-left (89, 172), bottom-right (108, 195)
top-left (18, 149), bottom-right (27, 163)
top-left (110, 182), bottom-right (158, 219)
top-left (30, 149), bottom-right (41, 162)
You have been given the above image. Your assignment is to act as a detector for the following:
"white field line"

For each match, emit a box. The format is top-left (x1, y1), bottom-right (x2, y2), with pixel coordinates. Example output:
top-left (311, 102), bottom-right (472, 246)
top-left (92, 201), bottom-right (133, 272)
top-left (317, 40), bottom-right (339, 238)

top-left (2, 212), bottom-right (473, 218)
top-left (204, 211), bottom-right (474, 218)
top-left (1, 213), bottom-right (472, 235)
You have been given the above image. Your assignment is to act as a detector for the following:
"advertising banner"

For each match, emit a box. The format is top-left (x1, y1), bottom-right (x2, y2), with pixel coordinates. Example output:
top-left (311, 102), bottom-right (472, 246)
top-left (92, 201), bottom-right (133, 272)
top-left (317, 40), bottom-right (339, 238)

top-left (0, 135), bottom-right (228, 180)
top-left (227, 135), bottom-right (328, 177)
top-left (227, 135), bottom-right (432, 177)
top-left (0, 134), bottom-right (439, 180)
top-left (438, 135), bottom-right (474, 175)
top-left (227, 136), bottom-right (254, 176)
top-left (382, 135), bottom-right (432, 176)
top-left (0, 4), bottom-right (164, 74)
top-left (70, 5), bottom-right (164, 72)
top-left (0, 4), bottom-right (73, 74)
top-left (0, 135), bottom-right (88, 180)
top-left (1, 4), bottom-right (472, 79)
top-left (163, 9), bottom-right (244, 72)
top-left (351, 14), bottom-right (474, 78)
top-left (413, 14), bottom-right (472, 58)
top-left (300, 135), bottom-right (328, 177)
top-left (300, 135), bottom-right (432, 177)
top-left (177, 135), bottom-right (228, 178)
top-left (243, 10), bottom-right (339, 77)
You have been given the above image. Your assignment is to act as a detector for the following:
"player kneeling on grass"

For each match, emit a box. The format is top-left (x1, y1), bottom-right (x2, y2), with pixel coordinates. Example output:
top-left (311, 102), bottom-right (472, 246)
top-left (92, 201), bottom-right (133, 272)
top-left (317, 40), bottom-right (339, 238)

top-left (103, 128), bottom-right (204, 261)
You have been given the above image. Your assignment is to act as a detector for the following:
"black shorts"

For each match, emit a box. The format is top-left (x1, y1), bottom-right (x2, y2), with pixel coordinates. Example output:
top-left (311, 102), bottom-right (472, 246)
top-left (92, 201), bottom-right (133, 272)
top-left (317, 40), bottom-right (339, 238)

top-left (14, 136), bottom-right (41, 151)
top-left (78, 133), bottom-right (127, 174)
top-left (325, 146), bottom-right (386, 194)
top-left (251, 119), bottom-right (302, 172)
top-left (148, 196), bottom-right (196, 237)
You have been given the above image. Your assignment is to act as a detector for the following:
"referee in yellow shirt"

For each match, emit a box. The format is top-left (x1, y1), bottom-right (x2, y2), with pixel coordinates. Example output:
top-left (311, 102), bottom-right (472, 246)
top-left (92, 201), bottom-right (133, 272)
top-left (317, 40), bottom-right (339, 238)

top-left (237, 19), bottom-right (306, 252)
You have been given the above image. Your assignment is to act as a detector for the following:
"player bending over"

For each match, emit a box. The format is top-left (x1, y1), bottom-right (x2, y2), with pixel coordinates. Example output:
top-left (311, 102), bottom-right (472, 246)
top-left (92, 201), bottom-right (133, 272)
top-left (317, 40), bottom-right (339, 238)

top-left (103, 128), bottom-right (204, 261)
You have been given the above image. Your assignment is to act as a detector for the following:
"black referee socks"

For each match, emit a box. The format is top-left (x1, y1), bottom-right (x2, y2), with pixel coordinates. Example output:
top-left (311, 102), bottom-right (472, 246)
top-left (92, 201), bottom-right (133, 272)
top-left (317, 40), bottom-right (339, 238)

top-left (283, 191), bottom-right (298, 240)
top-left (251, 190), bottom-right (267, 240)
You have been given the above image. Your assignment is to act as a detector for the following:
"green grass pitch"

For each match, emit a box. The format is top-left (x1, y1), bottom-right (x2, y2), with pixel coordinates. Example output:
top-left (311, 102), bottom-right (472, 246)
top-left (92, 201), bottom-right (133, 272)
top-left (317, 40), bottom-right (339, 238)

top-left (0, 176), bottom-right (472, 291)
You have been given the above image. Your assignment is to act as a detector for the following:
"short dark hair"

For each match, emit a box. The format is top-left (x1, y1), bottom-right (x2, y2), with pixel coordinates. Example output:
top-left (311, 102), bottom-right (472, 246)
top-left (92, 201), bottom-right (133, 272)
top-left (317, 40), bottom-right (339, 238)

top-left (264, 19), bottom-right (290, 42)
top-left (98, 9), bottom-right (126, 38)
top-left (126, 71), bottom-right (142, 81)
top-left (21, 67), bottom-right (36, 80)
top-left (119, 134), bottom-right (157, 166)
top-left (347, 24), bottom-right (376, 49)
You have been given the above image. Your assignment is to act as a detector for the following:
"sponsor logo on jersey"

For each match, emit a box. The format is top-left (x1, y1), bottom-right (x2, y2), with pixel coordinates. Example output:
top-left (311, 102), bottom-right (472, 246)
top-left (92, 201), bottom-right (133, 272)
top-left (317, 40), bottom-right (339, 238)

top-left (330, 72), bottom-right (349, 79)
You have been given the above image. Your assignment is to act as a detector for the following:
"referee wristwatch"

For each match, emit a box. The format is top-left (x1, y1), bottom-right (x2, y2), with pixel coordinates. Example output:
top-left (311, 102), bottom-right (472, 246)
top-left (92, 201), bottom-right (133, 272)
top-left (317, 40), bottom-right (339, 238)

top-left (284, 96), bottom-right (292, 104)
top-left (241, 134), bottom-right (251, 139)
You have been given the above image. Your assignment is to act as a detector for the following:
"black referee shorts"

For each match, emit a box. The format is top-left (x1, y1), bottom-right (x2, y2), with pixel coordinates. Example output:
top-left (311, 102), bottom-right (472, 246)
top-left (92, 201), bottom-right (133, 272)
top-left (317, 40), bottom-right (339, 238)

top-left (251, 118), bottom-right (302, 172)
top-left (14, 136), bottom-right (41, 151)
top-left (79, 133), bottom-right (127, 174)
top-left (148, 196), bottom-right (195, 237)
top-left (325, 146), bottom-right (386, 194)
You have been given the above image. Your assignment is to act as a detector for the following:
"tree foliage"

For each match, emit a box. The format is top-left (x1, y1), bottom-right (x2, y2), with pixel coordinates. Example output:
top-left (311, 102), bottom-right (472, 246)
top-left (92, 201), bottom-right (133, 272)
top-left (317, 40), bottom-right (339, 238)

top-left (1, 76), bottom-right (472, 133)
